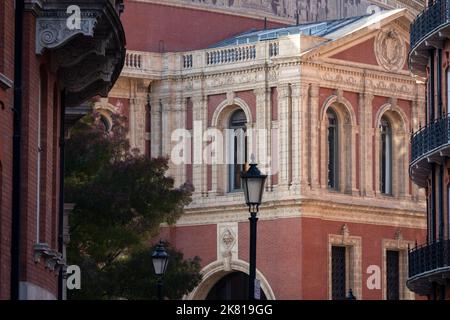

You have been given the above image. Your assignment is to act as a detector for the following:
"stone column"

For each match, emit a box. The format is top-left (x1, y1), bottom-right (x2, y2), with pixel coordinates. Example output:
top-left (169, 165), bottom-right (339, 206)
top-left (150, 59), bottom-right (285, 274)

top-left (290, 83), bottom-right (301, 191)
top-left (300, 84), bottom-right (310, 190)
top-left (363, 92), bottom-right (374, 196)
top-left (278, 84), bottom-right (290, 190)
top-left (309, 84), bottom-right (320, 189)
top-left (253, 87), bottom-right (269, 175)
top-left (131, 95), bottom-right (147, 154)
top-left (150, 96), bottom-right (162, 158)
top-left (173, 95), bottom-right (186, 187)
top-left (160, 97), bottom-right (173, 158)
top-left (192, 95), bottom-right (206, 197)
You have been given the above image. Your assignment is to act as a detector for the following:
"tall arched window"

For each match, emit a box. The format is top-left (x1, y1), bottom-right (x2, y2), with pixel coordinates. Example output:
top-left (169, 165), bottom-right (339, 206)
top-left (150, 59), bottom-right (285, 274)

top-left (228, 109), bottom-right (247, 191)
top-left (327, 109), bottom-right (339, 190)
top-left (380, 116), bottom-right (392, 195)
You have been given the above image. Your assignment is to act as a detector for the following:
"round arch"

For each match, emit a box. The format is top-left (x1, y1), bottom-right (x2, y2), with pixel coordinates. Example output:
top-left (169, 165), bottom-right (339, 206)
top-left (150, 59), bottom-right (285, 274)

top-left (319, 94), bottom-right (357, 193)
top-left (374, 103), bottom-right (409, 133)
top-left (320, 94), bottom-right (357, 127)
top-left (211, 97), bottom-right (253, 128)
top-left (185, 260), bottom-right (276, 300)
top-left (373, 103), bottom-right (409, 197)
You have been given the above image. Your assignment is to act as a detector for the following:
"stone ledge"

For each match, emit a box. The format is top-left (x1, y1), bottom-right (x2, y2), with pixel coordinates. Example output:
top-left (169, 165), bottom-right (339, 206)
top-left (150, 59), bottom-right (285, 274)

top-left (0, 73), bottom-right (13, 90)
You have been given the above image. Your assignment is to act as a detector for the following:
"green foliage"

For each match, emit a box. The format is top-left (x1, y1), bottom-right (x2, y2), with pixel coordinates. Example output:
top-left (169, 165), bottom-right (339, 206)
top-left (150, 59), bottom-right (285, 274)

top-left (65, 112), bottom-right (200, 299)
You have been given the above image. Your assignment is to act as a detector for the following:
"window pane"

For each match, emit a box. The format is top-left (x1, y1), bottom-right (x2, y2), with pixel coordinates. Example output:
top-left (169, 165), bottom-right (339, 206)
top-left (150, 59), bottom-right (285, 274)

top-left (380, 117), bottom-right (392, 194)
top-left (327, 110), bottom-right (338, 190)
top-left (332, 246), bottom-right (346, 300)
top-left (228, 110), bottom-right (247, 191)
top-left (386, 250), bottom-right (400, 300)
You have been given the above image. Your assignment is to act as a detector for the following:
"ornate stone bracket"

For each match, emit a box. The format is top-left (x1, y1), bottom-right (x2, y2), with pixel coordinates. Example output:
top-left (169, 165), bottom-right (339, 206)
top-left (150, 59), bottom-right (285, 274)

top-left (33, 1), bottom-right (126, 109)
top-left (33, 243), bottom-right (66, 272)
top-left (36, 13), bottom-right (98, 55)
top-left (52, 34), bottom-right (112, 70)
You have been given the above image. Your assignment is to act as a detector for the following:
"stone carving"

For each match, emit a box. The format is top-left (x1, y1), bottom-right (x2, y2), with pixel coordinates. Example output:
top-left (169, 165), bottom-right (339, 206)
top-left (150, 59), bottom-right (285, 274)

top-left (341, 223), bottom-right (350, 238)
top-left (36, 15), bottom-right (98, 54)
top-left (52, 35), bottom-right (112, 69)
top-left (217, 223), bottom-right (238, 270)
top-left (375, 29), bottom-right (406, 72)
top-left (168, 0), bottom-right (416, 21)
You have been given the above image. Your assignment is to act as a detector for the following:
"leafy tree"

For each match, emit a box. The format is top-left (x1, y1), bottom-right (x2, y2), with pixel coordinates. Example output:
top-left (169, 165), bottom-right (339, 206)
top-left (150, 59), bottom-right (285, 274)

top-left (65, 112), bottom-right (200, 299)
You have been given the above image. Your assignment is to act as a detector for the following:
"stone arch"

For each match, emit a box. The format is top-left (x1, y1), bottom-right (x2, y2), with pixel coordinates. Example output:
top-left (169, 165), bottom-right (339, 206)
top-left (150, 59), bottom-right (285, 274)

top-left (320, 95), bottom-right (357, 127)
top-left (211, 97), bottom-right (253, 128)
top-left (374, 103), bottom-right (409, 198)
top-left (319, 95), bottom-right (357, 194)
top-left (185, 259), bottom-right (276, 300)
top-left (94, 99), bottom-right (118, 132)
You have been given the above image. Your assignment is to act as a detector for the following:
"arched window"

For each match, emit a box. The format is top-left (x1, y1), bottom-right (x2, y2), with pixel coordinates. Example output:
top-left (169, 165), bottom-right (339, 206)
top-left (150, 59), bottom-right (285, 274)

top-left (327, 109), bottom-right (339, 190)
top-left (228, 109), bottom-right (247, 191)
top-left (380, 116), bottom-right (392, 195)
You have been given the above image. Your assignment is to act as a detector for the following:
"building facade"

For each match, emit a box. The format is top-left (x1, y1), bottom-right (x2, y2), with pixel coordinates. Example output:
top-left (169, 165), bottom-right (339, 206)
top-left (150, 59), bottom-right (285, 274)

top-left (0, 0), bottom-right (125, 300)
top-left (106, 5), bottom-right (428, 299)
top-left (407, 0), bottom-right (450, 300)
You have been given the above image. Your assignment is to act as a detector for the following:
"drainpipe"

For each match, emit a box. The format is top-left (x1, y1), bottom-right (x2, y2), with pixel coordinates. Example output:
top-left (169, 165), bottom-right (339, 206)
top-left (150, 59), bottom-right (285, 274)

top-left (57, 89), bottom-right (66, 300)
top-left (11, 0), bottom-right (25, 300)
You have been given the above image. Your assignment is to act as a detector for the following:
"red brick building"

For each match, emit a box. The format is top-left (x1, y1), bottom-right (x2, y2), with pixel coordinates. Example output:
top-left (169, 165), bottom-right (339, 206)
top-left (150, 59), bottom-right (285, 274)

top-left (0, 0), bottom-right (125, 300)
top-left (104, 1), bottom-right (428, 300)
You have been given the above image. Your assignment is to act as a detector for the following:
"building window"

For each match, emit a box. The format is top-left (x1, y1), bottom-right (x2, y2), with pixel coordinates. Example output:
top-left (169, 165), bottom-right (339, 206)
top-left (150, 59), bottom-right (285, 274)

top-left (331, 246), bottom-right (346, 300)
top-left (386, 250), bottom-right (400, 300)
top-left (327, 109), bottom-right (339, 190)
top-left (380, 116), bottom-right (392, 195)
top-left (228, 109), bottom-right (247, 191)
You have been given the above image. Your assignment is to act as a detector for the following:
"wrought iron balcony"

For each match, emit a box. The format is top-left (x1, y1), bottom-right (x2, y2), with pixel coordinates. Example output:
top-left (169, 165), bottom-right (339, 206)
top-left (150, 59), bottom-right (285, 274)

top-left (409, 0), bottom-right (450, 76)
top-left (410, 116), bottom-right (450, 187)
top-left (407, 239), bottom-right (450, 295)
top-left (410, 0), bottom-right (449, 50)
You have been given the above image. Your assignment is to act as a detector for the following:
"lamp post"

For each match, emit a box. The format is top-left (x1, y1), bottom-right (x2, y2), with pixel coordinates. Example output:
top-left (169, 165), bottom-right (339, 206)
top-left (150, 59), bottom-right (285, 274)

top-left (240, 159), bottom-right (267, 300)
top-left (346, 289), bottom-right (356, 300)
top-left (152, 240), bottom-right (169, 300)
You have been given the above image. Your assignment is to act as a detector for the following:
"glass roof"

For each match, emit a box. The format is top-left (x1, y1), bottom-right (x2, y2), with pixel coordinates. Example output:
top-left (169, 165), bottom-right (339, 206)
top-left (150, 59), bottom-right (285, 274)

top-left (209, 13), bottom-right (371, 48)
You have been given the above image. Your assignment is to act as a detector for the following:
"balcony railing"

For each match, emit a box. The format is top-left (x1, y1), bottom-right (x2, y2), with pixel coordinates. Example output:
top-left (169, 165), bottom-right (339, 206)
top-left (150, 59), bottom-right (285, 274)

top-left (408, 239), bottom-right (450, 278)
top-left (410, 0), bottom-right (450, 51)
top-left (410, 116), bottom-right (450, 164)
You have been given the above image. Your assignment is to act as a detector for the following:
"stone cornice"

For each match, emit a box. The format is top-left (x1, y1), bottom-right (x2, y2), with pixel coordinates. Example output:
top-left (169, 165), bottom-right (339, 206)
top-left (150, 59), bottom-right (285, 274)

top-left (0, 73), bottom-right (13, 90)
top-left (176, 196), bottom-right (426, 228)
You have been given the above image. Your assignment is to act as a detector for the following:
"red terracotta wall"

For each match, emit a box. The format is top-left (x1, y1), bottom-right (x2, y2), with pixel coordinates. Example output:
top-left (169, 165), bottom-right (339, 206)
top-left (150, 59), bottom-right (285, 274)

top-left (159, 224), bottom-right (217, 267)
top-left (301, 217), bottom-right (426, 299)
top-left (238, 217), bottom-right (303, 300)
top-left (330, 37), bottom-right (378, 66)
top-left (122, 1), bottom-right (287, 53)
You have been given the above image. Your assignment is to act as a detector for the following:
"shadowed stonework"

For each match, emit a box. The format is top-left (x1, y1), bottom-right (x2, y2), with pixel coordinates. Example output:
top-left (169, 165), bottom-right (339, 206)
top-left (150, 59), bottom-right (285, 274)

top-left (147, 0), bottom-right (424, 20)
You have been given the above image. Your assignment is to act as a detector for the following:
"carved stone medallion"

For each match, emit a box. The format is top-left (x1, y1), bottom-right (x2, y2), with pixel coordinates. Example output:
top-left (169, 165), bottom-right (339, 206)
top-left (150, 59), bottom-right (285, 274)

top-left (374, 29), bottom-right (406, 72)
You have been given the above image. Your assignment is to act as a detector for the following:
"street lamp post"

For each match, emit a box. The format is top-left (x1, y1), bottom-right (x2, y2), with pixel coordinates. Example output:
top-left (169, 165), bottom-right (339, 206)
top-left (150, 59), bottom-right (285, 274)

top-left (152, 240), bottom-right (169, 300)
top-left (240, 160), bottom-right (267, 300)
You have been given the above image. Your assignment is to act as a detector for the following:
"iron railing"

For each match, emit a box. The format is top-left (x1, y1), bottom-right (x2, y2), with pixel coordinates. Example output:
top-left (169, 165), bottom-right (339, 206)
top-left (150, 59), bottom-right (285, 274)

top-left (409, 239), bottom-right (450, 278)
top-left (410, 116), bottom-right (450, 163)
top-left (410, 0), bottom-right (450, 50)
